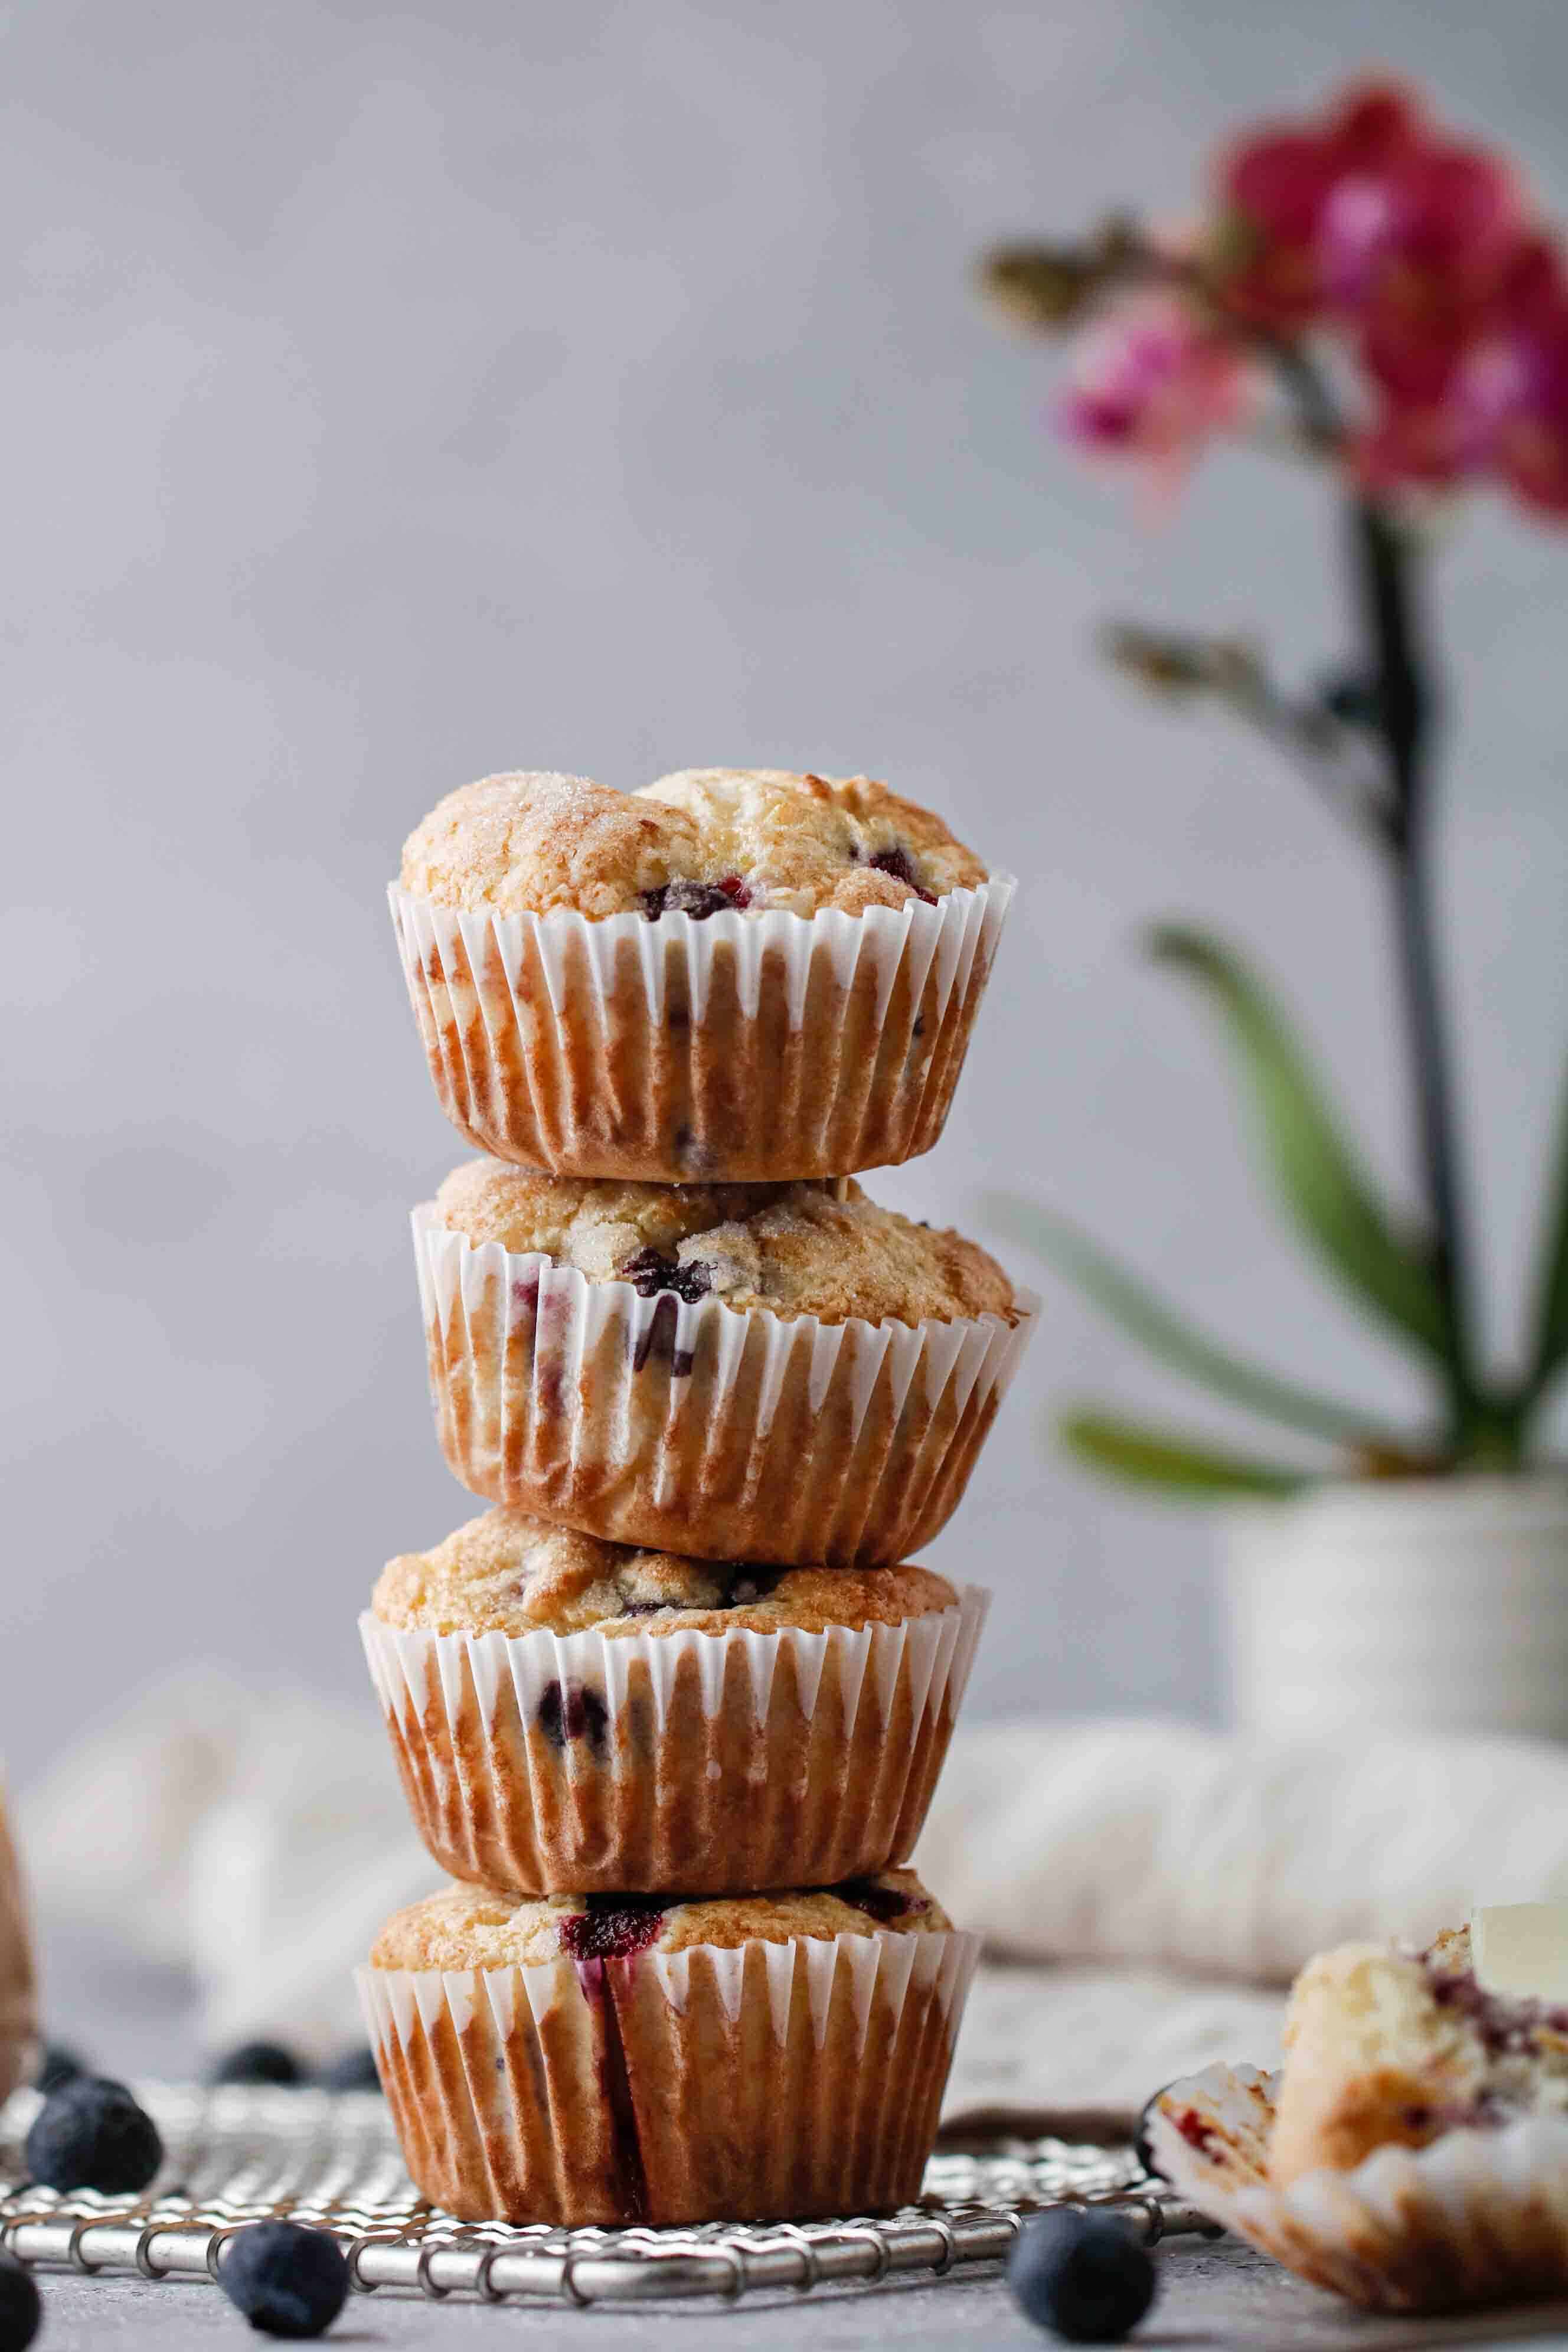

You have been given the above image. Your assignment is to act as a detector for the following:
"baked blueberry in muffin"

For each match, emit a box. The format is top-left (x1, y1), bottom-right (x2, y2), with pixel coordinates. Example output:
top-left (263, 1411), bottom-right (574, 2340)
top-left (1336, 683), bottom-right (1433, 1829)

top-left (1268, 1924), bottom-right (1568, 2186)
top-left (430, 1161), bottom-right (1017, 1328)
top-left (361, 1867), bottom-right (975, 2226)
top-left (365, 1507), bottom-right (981, 1896)
top-left (391, 766), bottom-right (1009, 1181)
top-left (371, 1870), bottom-right (950, 1972)
top-left (400, 767), bottom-right (987, 920)
top-left (414, 1164), bottom-right (1030, 1567)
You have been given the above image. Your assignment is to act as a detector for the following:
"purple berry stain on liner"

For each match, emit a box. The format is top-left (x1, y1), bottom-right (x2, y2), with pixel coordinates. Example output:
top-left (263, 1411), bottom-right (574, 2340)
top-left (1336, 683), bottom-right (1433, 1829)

top-left (623, 1250), bottom-right (710, 1377)
top-left (537, 1680), bottom-right (609, 1755)
top-left (562, 1899), bottom-right (666, 2224)
top-left (631, 1293), bottom-right (678, 1374)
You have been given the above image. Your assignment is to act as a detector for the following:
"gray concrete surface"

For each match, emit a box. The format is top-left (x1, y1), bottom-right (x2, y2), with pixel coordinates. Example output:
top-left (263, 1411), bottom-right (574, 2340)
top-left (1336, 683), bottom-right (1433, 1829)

top-left (22, 2234), bottom-right (1568, 2350)
top-left (4, 0), bottom-right (1567, 1776)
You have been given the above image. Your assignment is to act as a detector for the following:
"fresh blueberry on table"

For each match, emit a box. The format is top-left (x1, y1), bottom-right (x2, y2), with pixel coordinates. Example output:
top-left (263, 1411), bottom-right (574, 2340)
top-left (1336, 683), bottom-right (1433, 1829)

top-left (24, 2076), bottom-right (164, 2195)
top-left (317, 2045), bottom-right (382, 2093)
top-left (218, 2221), bottom-right (349, 2339)
top-left (1008, 2210), bottom-right (1157, 2344)
top-left (210, 2040), bottom-right (304, 2087)
top-left (35, 2041), bottom-right (86, 2095)
top-left (1133, 2083), bottom-right (1172, 2181)
top-left (0, 2252), bottom-right (40, 2351)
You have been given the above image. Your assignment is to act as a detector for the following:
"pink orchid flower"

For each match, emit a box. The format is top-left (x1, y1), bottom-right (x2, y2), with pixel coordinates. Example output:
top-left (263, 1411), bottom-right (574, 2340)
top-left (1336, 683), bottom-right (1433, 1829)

top-left (1056, 294), bottom-right (1254, 498)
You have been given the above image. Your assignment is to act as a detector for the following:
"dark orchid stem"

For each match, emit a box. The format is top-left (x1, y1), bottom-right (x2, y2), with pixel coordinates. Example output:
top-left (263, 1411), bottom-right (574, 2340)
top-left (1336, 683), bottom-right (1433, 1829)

top-left (1264, 341), bottom-right (1479, 1443)
top-left (1265, 338), bottom-right (1345, 456)
top-left (1349, 498), bottom-right (1477, 1439)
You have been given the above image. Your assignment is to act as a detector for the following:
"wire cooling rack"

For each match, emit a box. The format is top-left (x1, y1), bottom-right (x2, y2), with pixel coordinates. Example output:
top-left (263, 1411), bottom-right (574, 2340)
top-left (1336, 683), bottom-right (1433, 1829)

top-left (0, 2082), bottom-right (1219, 2308)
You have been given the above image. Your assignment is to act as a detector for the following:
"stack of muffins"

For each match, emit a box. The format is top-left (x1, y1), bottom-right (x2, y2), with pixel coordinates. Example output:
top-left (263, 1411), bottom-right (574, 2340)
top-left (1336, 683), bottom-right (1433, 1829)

top-left (357, 766), bottom-right (1035, 2227)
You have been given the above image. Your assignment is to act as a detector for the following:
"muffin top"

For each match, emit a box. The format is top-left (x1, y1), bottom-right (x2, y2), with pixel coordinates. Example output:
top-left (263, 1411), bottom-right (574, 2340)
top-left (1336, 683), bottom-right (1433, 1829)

top-left (373, 1506), bottom-right (956, 1639)
top-left (397, 767), bottom-right (986, 920)
top-left (433, 1160), bottom-right (1017, 1327)
top-left (371, 1869), bottom-right (950, 1969)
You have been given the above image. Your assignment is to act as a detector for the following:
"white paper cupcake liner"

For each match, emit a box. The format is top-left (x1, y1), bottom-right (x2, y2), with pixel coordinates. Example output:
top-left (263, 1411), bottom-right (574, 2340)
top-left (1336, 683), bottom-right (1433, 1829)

top-left (1150, 2062), bottom-right (1568, 2314)
top-left (358, 1921), bottom-right (979, 2226)
top-left (413, 1207), bottom-right (1037, 1566)
top-left (361, 1583), bottom-right (988, 1896)
top-left (0, 1783), bottom-right (37, 2103)
top-left (388, 876), bottom-right (1014, 1181)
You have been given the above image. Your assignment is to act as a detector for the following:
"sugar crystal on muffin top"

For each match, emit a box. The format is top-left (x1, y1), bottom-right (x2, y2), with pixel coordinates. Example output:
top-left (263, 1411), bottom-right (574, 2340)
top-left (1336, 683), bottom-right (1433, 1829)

top-left (398, 767), bottom-right (986, 920)
top-left (370, 1871), bottom-right (950, 1972)
top-left (432, 1161), bottom-right (1017, 1328)
top-left (372, 1505), bottom-right (958, 1639)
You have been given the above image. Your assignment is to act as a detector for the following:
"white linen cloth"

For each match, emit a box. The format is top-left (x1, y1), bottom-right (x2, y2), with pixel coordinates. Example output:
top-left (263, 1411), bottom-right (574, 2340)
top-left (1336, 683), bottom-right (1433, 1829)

top-left (22, 1682), bottom-right (1568, 2122)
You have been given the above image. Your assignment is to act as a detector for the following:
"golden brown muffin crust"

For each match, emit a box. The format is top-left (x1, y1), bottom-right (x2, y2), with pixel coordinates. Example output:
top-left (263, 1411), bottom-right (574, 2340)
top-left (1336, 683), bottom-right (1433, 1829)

top-left (400, 772), bottom-right (700, 920)
top-left (433, 1161), bottom-right (1016, 1327)
top-left (398, 767), bottom-right (986, 919)
top-left (639, 769), bottom-right (986, 913)
top-left (373, 1506), bottom-right (958, 1638)
top-left (371, 1870), bottom-right (950, 1970)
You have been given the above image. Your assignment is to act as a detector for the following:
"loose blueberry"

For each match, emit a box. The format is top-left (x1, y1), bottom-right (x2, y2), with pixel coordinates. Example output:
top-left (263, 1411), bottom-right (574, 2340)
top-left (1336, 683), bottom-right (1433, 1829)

top-left (1133, 2083), bottom-right (1172, 2181)
top-left (1008, 2210), bottom-right (1157, 2344)
top-left (559, 1898), bottom-right (666, 1962)
top-left (835, 1878), bottom-right (925, 1926)
top-left (25, 2076), bottom-right (164, 2194)
top-left (35, 2041), bottom-right (86, 2095)
top-left (218, 2220), bottom-right (349, 2340)
top-left (317, 2046), bottom-right (383, 2093)
top-left (0, 2253), bottom-right (40, 2351)
top-left (868, 844), bottom-right (937, 904)
top-left (210, 2040), bottom-right (303, 2088)
top-left (537, 1680), bottom-right (609, 1753)
top-left (619, 1246), bottom-right (712, 1304)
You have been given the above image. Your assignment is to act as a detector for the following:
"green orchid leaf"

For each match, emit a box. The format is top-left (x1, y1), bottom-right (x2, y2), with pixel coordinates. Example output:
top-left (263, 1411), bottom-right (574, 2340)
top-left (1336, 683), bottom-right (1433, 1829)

top-left (1148, 924), bottom-right (1452, 1362)
top-left (1060, 1409), bottom-right (1313, 1497)
top-left (1524, 1067), bottom-right (1568, 1406)
top-left (986, 1194), bottom-right (1407, 1449)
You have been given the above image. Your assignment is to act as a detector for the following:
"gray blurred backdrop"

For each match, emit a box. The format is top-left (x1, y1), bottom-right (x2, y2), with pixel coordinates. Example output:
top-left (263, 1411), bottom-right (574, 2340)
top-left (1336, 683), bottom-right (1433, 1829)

top-left (5, 0), bottom-right (1566, 1781)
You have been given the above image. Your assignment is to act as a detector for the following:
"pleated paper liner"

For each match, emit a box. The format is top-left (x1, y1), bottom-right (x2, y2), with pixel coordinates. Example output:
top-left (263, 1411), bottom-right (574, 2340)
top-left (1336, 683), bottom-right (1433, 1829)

top-left (388, 876), bottom-right (1014, 1182)
top-left (361, 1585), bottom-right (988, 1896)
top-left (0, 1785), bottom-right (36, 2105)
top-left (358, 1923), bottom-right (980, 2227)
top-left (413, 1207), bottom-right (1037, 1567)
top-left (1151, 2062), bottom-right (1568, 2315)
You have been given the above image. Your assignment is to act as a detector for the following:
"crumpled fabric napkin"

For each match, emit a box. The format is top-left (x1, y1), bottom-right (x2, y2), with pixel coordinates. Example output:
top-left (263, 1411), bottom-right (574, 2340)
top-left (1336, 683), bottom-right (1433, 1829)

top-left (22, 1682), bottom-right (1567, 2118)
top-left (916, 1719), bottom-right (1568, 1982)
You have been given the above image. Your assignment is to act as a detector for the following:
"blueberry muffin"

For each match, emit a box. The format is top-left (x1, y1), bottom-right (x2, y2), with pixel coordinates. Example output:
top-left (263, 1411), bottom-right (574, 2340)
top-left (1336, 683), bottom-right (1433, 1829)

top-left (364, 1505), bottom-right (986, 1894)
top-left (413, 1162), bottom-right (1034, 1564)
top-left (1150, 1927), bottom-right (1568, 2316)
top-left (401, 767), bottom-right (987, 918)
top-left (1269, 1925), bottom-right (1568, 2187)
top-left (360, 1869), bottom-right (977, 2224)
top-left (390, 766), bottom-right (1012, 1179)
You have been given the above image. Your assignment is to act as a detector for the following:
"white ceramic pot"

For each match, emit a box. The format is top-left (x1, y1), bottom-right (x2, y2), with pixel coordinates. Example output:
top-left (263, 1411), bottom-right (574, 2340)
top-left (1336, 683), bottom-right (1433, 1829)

top-left (1224, 1475), bottom-right (1568, 1739)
